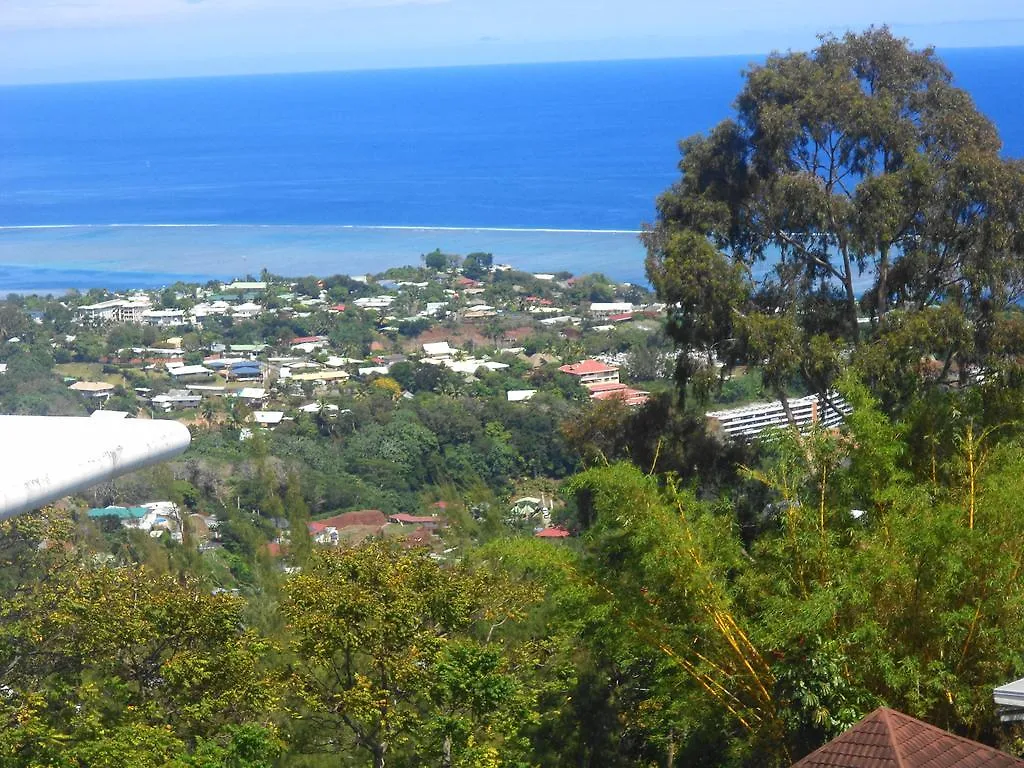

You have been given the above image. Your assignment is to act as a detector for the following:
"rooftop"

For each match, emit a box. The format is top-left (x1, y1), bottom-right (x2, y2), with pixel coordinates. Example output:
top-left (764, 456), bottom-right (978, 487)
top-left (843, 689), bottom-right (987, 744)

top-left (791, 707), bottom-right (1024, 768)
top-left (559, 359), bottom-right (619, 376)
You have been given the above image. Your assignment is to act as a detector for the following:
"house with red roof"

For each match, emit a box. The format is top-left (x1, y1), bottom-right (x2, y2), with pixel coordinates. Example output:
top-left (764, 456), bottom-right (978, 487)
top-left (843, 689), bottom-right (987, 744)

top-left (790, 706), bottom-right (1024, 767)
top-left (535, 526), bottom-right (570, 539)
top-left (589, 383), bottom-right (650, 407)
top-left (558, 359), bottom-right (620, 387)
top-left (308, 510), bottom-right (387, 545)
top-left (290, 335), bottom-right (329, 352)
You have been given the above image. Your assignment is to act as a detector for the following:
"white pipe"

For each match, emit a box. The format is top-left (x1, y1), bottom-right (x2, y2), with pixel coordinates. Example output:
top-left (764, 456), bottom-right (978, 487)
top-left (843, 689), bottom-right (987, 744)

top-left (0, 416), bottom-right (191, 521)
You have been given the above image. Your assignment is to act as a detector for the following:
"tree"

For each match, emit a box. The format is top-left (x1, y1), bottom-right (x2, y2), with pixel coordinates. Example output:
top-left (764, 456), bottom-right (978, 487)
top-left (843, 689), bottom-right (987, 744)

top-left (462, 252), bottom-right (494, 281)
top-left (644, 27), bottom-right (1024, 411)
top-left (423, 249), bottom-right (448, 271)
top-left (283, 542), bottom-right (536, 768)
top-left (0, 559), bottom-right (279, 765)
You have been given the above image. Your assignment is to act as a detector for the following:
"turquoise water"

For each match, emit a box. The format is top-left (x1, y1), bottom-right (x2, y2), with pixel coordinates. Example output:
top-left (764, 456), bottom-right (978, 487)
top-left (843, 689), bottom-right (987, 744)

top-left (0, 225), bottom-right (648, 293)
top-left (1, 50), bottom-right (1022, 292)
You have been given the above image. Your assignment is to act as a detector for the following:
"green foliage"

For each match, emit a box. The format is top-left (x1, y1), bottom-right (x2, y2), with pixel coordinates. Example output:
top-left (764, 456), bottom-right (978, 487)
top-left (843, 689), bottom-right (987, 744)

top-left (0, 558), bottom-right (278, 766)
top-left (645, 27), bottom-right (1024, 408)
top-left (283, 542), bottom-right (537, 767)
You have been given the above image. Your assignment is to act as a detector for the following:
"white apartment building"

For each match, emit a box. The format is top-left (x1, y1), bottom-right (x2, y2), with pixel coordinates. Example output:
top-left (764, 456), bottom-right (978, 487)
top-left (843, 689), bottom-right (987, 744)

top-left (706, 392), bottom-right (852, 441)
top-left (76, 296), bottom-right (152, 324)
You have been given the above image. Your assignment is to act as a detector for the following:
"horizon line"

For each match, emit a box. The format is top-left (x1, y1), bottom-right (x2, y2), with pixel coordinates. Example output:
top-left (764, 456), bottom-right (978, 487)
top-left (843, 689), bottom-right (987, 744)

top-left (0, 223), bottom-right (645, 235)
top-left (3, 42), bottom-right (1023, 88)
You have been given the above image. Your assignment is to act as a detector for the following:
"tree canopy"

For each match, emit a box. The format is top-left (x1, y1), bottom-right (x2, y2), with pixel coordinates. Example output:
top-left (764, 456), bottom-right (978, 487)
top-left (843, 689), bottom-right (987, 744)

top-left (645, 27), bottom-right (1024, 409)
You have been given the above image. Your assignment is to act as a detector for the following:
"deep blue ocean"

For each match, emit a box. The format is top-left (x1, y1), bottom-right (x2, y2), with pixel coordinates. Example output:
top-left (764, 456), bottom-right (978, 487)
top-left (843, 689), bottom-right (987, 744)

top-left (1, 49), bottom-right (1023, 292)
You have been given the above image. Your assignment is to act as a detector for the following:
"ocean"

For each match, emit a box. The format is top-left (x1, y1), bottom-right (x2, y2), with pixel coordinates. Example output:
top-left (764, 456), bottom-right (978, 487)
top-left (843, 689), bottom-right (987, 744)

top-left (1, 49), bottom-right (1023, 293)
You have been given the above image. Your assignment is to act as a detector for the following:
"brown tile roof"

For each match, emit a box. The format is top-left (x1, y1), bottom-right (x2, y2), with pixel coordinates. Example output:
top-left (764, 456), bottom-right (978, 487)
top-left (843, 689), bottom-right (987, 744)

top-left (308, 510), bottom-right (387, 533)
top-left (792, 708), bottom-right (1024, 768)
top-left (559, 359), bottom-right (619, 376)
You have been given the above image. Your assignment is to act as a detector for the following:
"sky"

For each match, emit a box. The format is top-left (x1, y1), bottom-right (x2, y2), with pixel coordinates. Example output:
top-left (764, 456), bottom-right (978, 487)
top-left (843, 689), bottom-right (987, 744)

top-left (2, 0), bottom-right (1024, 84)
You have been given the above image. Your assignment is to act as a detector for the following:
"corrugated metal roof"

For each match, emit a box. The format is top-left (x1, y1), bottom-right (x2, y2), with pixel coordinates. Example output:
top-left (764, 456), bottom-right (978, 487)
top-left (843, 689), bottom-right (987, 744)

top-left (792, 708), bottom-right (1024, 768)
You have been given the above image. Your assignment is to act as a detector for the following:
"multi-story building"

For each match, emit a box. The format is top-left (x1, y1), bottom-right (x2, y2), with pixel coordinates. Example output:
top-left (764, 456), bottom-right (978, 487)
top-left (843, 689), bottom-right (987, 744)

top-left (76, 296), bottom-right (153, 324)
top-left (558, 359), bottom-right (620, 387)
top-left (706, 392), bottom-right (852, 441)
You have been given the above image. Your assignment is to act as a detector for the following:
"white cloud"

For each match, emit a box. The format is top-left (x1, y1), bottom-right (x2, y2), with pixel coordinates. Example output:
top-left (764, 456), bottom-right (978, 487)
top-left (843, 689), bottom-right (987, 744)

top-left (0, 0), bottom-right (449, 29)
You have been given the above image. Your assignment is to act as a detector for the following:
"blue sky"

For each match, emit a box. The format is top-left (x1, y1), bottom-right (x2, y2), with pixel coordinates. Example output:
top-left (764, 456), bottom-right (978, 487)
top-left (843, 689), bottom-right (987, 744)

top-left (2, 0), bottom-right (1024, 84)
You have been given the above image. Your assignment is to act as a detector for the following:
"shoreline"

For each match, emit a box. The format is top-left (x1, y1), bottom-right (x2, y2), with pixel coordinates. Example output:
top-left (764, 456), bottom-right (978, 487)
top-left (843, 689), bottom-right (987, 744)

top-left (0, 224), bottom-right (650, 294)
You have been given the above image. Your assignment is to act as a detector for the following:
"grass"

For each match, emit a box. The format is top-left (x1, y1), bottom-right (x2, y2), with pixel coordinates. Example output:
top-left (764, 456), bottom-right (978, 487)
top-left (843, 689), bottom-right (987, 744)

top-left (55, 362), bottom-right (126, 386)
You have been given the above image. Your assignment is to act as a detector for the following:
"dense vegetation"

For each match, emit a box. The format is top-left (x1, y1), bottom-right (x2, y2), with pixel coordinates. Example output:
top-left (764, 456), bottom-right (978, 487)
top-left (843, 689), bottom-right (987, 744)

top-left (3, 27), bottom-right (1024, 768)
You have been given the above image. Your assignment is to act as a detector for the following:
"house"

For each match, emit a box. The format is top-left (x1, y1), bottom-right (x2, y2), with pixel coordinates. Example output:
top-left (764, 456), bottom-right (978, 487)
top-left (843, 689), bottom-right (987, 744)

top-left (422, 341), bottom-right (455, 358)
top-left (167, 364), bottom-right (215, 382)
top-left (588, 302), bottom-right (634, 316)
top-left (354, 296), bottom-right (395, 309)
top-left (507, 389), bottom-right (537, 402)
top-left (290, 335), bottom-right (329, 353)
top-left (706, 392), bottom-right (851, 442)
top-left (559, 359), bottom-right (620, 387)
top-left (422, 302), bottom-right (448, 317)
top-left (289, 370), bottom-right (350, 384)
top-left (445, 359), bottom-right (509, 375)
top-left (87, 505), bottom-right (148, 522)
top-left (186, 384), bottom-right (228, 396)
top-left (227, 361), bottom-right (263, 381)
top-left (995, 677), bottom-right (1024, 722)
top-left (151, 389), bottom-right (202, 411)
top-left (69, 381), bottom-right (115, 399)
top-left (509, 497), bottom-right (546, 521)
top-left (252, 411), bottom-right (285, 427)
top-left (232, 301), bottom-right (262, 319)
top-left (191, 300), bottom-right (232, 320)
top-left (789, 706), bottom-right (1024, 767)
top-left (308, 510), bottom-right (387, 545)
top-left (228, 343), bottom-right (267, 354)
top-left (587, 382), bottom-right (650, 407)
top-left (235, 387), bottom-right (268, 405)
top-left (298, 402), bottom-right (341, 413)
top-left (388, 513), bottom-right (443, 531)
top-left (535, 527), bottom-right (570, 538)
top-left (141, 308), bottom-right (186, 327)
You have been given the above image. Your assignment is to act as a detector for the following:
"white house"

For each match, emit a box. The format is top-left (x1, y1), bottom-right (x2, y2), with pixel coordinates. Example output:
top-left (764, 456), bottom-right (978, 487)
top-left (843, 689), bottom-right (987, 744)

top-left (235, 387), bottom-right (268, 405)
top-left (589, 302), bottom-right (634, 316)
top-left (69, 381), bottom-right (115, 399)
top-left (168, 365), bottom-right (215, 382)
top-left (507, 390), bottom-right (537, 402)
top-left (354, 296), bottom-right (395, 309)
top-left (151, 389), bottom-right (202, 411)
top-left (232, 302), bottom-right (262, 319)
top-left (422, 341), bottom-right (455, 358)
top-left (252, 411), bottom-right (285, 428)
top-left (141, 308), bottom-right (186, 327)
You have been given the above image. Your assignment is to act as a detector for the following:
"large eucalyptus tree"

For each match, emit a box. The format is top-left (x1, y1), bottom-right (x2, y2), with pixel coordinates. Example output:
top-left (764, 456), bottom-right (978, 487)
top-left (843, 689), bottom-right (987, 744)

top-left (645, 27), bottom-right (1024, 409)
